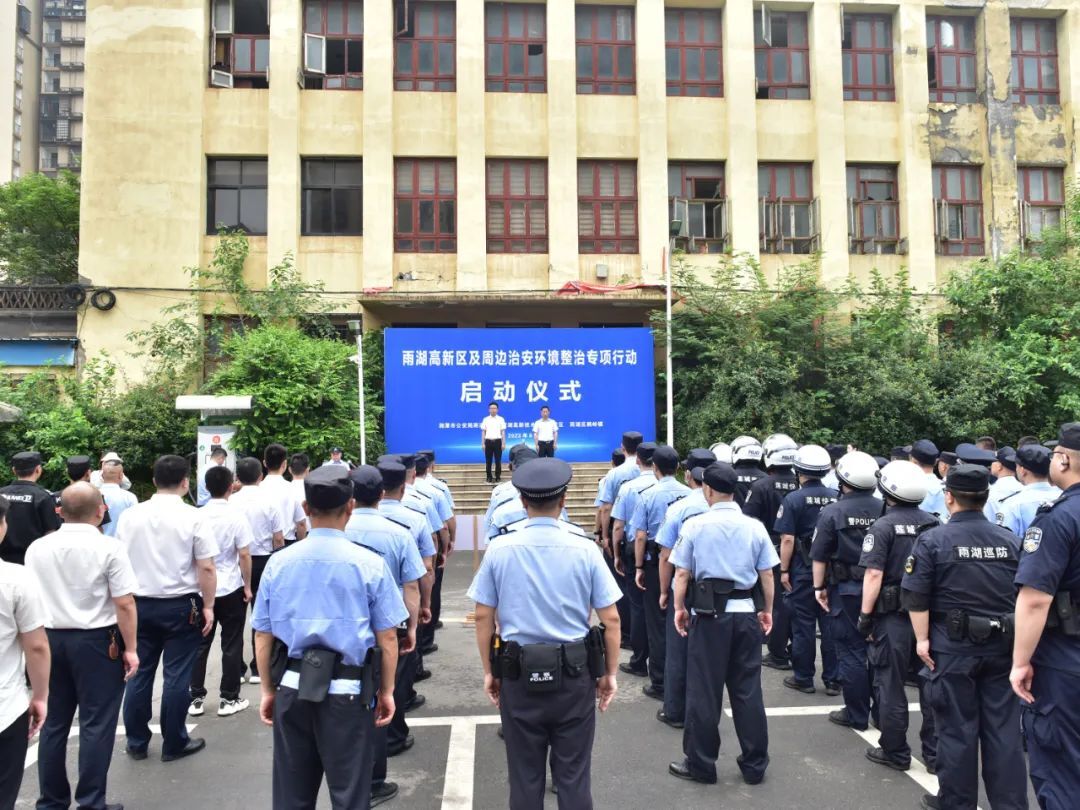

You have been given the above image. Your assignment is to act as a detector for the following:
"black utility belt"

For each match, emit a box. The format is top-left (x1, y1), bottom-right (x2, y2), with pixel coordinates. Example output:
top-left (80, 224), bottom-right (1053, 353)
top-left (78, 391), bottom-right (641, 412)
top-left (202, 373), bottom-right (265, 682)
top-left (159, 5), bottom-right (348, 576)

top-left (284, 647), bottom-right (377, 704)
top-left (795, 536), bottom-right (813, 564)
top-left (491, 627), bottom-right (606, 692)
top-left (828, 561), bottom-right (866, 584)
top-left (645, 540), bottom-right (662, 559)
top-left (874, 584), bottom-right (903, 615)
top-left (931, 610), bottom-right (1014, 644)
top-left (1045, 592), bottom-right (1080, 637)
top-left (686, 578), bottom-right (757, 617)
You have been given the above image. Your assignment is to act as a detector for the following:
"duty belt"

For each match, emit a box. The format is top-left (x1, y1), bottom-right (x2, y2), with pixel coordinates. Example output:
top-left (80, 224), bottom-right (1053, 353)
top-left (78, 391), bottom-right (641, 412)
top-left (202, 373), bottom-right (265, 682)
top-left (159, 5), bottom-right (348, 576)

top-left (286, 657), bottom-right (365, 680)
top-left (931, 610), bottom-right (1014, 644)
top-left (644, 539), bottom-right (661, 561)
top-left (829, 560), bottom-right (866, 584)
top-left (1045, 591), bottom-right (1080, 636)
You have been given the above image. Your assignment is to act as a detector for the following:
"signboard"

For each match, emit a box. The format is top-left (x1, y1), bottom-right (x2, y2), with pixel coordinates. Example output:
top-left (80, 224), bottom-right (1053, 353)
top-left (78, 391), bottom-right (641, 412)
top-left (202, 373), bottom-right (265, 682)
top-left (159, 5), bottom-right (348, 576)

top-left (384, 328), bottom-right (656, 463)
top-left (196, 425), bottom-right (238, 483)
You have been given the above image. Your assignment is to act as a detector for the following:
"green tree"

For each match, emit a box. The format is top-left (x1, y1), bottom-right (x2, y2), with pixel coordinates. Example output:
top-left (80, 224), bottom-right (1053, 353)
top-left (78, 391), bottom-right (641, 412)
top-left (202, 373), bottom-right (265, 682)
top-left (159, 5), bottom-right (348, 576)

top-left (0, 172), bottom-right (80, 285)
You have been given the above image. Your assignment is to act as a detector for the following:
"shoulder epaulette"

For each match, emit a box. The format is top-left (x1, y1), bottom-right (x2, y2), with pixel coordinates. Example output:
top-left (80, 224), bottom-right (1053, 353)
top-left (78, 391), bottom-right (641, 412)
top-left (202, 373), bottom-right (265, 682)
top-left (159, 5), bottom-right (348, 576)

top-left (498, 517), bottom-right (528, 535)
top-left (998, 490), bottom-right (1022, 504)
top-left (559, 520), bottom-right (590, 539)
top-left (382, 515), bottom-right (412, 532)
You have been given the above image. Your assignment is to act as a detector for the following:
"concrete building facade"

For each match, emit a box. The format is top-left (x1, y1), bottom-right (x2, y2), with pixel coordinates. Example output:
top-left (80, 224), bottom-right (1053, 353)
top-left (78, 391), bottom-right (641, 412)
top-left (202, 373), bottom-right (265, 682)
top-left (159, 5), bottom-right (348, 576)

top-left (78, 0), bottom-right (1080, 378)
top-left (39, 0), bottom-right (86, 176)
top-left (0, 1), bottom-right (43, 182)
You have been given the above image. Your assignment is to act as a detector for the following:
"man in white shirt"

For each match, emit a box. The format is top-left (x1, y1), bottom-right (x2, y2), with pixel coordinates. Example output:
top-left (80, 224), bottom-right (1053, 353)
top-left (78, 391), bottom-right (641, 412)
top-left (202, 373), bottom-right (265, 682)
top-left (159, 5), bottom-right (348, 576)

top-left (322, 447), bottom-right (352, 469)
top-left (26, 482), bottom-right (139, 810)
top-left (189, 466), bottom-right (254, 719)
top-left (90, 451), bottom-right (133, 492)
top-left (231, 457), bottom-right (285, 684)
top-left (289, 453), bottom-right (312, 533)
top-left (196, 447), bottom-right (228, 507)
top-left (532, 405), bottom-right (559, 458)
top-left (100, 458), bottom-right (138, 539)
top-left (260, 443), bottom-right (308, 547)
top-left (116, 455), bottom-right (218, 763)
top-left (0, 497), bottom-right (49, 807)
top-left (481, 402), bottom-right (508, 484)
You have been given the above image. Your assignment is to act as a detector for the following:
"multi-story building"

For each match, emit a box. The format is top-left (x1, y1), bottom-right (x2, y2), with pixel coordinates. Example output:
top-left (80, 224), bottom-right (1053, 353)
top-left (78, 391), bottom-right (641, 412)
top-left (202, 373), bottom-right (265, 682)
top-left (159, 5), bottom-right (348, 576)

top-left (39, 0), bottom-right (84, 176)
top-left (79, 0), bottom-right (1079, 378)
top-left (0, 1), bottom-right (42, 182)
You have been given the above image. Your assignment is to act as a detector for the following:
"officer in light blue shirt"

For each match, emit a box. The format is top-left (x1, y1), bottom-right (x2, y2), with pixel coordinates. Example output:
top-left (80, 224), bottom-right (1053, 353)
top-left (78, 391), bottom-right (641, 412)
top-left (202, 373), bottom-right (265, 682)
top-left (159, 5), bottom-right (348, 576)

top-left (910, 440), bottom-right (947, 522)
top-left (483, 444), bottom-right (534, 539)
top-left (417, 450), bottom-right (455, 510)
top-left (487, 449), bottom-right (571, 540)
top-left (414, 455), bottom-right (453, 527)
top-left (984, 447), bottom-right (1023, 522)
top-left (595, 432), bottom-right (644, 647)
top-left (996, 444), bottom-right (1060, 536)
top-left (468, 458), bottom-right (622, 810)
top-left (612, 441), bottom-right (657, 677)
top-left (668, 462), bottom-right (778, 788)
top-left (251, 466), bottom-right (407, 810)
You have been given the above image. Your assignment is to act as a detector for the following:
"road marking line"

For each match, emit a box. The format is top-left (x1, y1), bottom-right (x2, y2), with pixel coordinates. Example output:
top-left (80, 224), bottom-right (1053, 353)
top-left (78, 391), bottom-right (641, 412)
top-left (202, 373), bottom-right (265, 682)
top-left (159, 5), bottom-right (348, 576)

top-left (849, 727), bottom-right (960, 807)
top-left (440, 719), bottom-right (478, 810)
top-left (24, 724), bottom-right (198, 770)
top-left (724, 702), bottom-right (921, 718)
top-left (410, 715), bottom-right (501, 727)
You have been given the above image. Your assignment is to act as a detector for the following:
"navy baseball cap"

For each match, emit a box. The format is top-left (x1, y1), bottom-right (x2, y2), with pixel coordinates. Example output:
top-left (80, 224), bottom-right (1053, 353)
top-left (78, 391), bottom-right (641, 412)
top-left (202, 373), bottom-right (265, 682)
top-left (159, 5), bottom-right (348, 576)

top-left (652, 446), bottom-right (679, 469)
top-left (682, 448), bottom-right (717, 470)
top-left (945, 463), bottom-right (990, 493)
top-left (702, 462), bottom-right (737, 494)
top-left (996, 446), bottom-right (1017, 471)
top-left (636, 442), bottom-right (657, 463)
top-left (910, 439), bottom-right (939, 465)
top-left (305, 466), bottom-right (353, 509)
top-left (1015, 445), bottom-right (1051, 477)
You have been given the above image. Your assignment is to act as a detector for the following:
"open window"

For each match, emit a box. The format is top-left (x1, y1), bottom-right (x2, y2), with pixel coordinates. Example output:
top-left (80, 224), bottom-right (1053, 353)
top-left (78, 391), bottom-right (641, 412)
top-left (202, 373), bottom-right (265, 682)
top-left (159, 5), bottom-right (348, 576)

top-left (302, 1), bottom-right (364, 89)
top-left (668, 162), bottom-right (729, 253)
top-left (758, 163), bottom-right (819, 254)
top-left (209, 0), bottom-right (270, 89)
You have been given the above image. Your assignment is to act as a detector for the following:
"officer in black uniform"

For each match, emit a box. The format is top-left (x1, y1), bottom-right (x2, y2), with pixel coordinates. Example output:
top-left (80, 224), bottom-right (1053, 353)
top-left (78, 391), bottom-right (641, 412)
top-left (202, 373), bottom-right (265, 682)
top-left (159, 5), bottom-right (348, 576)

top-left (1011, 422), bottom-right (1080, 809)
top-left (901, 464), bottom-right (1028, 810)
top-left (858, 461), bottom-right (939, 773)
top-left (0, 451), bottom-right (62, 565)
top-left (730, 436), bottom-right (765, 507)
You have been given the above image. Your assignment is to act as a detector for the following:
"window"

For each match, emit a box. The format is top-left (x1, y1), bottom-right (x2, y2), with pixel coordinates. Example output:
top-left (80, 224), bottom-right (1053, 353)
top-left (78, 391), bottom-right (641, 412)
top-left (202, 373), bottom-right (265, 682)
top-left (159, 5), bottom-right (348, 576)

top-left (933, 165), bottom-right (983, 256)
top-left (16, 5), bottom-right (30, 35)
top-left (302, 159), bottom-right (362, 236)
top-left (754, 8), bottom-right (809, 99)
top-left (926, 16), bottom-right (976, 103)
top-left (842, 14), bottom-right (893, 101)
top-left (210, 0), bottom-right (270, 88)
top-left (665, 9), bottom-right (722, 97)
top-left (576, 6), bottom-right (635, 95)
top-left (578, 161), bottom-right (637, 253)
top-left (395, 159), bottom-right (456, 252)
top-left (668, 162), bottom-right (728, 253)
top-left (1010, 19), bottom-right (1059, 105)
top-left (207, 158), bottom-right (268, 235)
top-left (487, 160), bottom-right (547, 253)
top-left (394, 1), bottom-right (455, 91)
top-left (758, 163), bottom-right (818, 254)
top-left (486, 4), bottom-right (545, 93)
top-left (303, 0), bottom-right (364, 89)
top-left (847, 165), bottom-right (900, 254)
top-left (1018, 166), bottom-right (1065, 244)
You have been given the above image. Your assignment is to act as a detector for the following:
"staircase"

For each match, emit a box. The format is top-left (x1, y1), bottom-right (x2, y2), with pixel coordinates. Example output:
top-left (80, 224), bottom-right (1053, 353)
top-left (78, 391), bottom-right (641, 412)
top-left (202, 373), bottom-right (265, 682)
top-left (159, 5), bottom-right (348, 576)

top-left (432, 462), bottom-right (611, 530)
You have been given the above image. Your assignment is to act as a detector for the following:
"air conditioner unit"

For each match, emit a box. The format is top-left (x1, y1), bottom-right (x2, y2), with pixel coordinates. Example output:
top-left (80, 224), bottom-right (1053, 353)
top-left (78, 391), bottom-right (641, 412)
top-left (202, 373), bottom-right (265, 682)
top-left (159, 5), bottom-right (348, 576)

top-left (595, 263), bottom-right (609, 280)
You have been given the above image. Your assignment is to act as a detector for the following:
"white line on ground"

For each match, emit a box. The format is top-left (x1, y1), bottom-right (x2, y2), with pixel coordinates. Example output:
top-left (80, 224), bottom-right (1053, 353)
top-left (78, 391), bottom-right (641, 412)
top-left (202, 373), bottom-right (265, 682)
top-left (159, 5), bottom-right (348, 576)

top-left (440, 720), bottom-right (479, 810)
top-left (409, 715), bottom-right (501, 727)
top-left (24, 724), bottom-right (198, 770)
top-left (848, 727), bottom-right (965, 807)
top-left (724, 703), bottom-right (921, 718)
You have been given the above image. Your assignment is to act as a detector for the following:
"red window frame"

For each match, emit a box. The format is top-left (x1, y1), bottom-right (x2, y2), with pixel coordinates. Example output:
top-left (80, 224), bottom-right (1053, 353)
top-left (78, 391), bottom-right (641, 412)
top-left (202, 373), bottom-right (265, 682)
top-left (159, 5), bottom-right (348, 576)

top-left (1019, 166), bottom-right (1065, 206)
top-left (758, 163), bottom-right (813, 204)
top-left (1018, 166), bottom-right (1065, 242)
top-left (394, 159), bottom-right (457, 253)
top-left (394, 1), bottom-right (456, 91)
top-left (1010, 18), bottom-right (1059, 105)
top-left (842, 14), bottom-right (894, 101)
top-left (846, 164), bottom-right (899, 253)
top-left (927, 16), bottom-right (977, 103)
top-left (486, 159), bottom-right (548, 254)
top-left (231, 35), bottom-right (269, 75)
top-left (665, 9), bottom-right (722, 98)
top-left (754, 11), bottom-right (810, 99)
top-left (304, 0), bottom-right (364, 89)
top-left (485, 3), bottom-right (546, 93)
top-left (576, 6), bottom-right (635, 96)
top-left (578, 161), bottom-right (638, 254)
top-left (933, 165), bottom-right (984, 256)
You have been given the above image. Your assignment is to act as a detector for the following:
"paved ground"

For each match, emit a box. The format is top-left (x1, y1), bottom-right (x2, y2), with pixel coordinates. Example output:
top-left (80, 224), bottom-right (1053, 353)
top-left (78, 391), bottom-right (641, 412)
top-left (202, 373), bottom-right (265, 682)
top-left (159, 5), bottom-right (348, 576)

top-left (15, 556), bottom-right (1038, 809)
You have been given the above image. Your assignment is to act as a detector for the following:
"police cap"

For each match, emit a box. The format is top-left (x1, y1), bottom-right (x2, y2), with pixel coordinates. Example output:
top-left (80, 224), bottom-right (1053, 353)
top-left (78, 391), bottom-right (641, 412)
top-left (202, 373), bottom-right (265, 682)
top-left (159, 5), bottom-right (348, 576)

top-left (636, 442), bottom-right (657, 463)
top-left (513, 458), bottom-right (573, 499)
top-left (513, 447), bottom-right (539, 466)
top-left (331, 447), bottom-right (343, 454)
top-left (682, 448), bottom-right (717, 470)
top-left (396, 453), bottom-right (417, 470)
top-left (873, 455), bottom-right (889, 469)
top-left (305, 466), bottom-right (353, 509)
top-left (348, 465), bottom-right (384, 502)
top-left (891, 446), bottom-right (910, 461)
top-left (955, 443), bottom-right (996, 467)
top-left (690, 466), bottom-right (708, 484)
top-left (1014, 444), bottom-right (1051, 477)
top-left (508, 442), bottom-right (531, 465)
top-left (939, 451), bottom-right (958, 467)
top-left (652, 446), bottom-right (679, 470)
top-left (418, 449), bottom-right (436, 461)
top-left (376, 454), bottom-right (401, 466)
top-left (415, 454), bottom-right (431, 473)
top-left (66, 455), bottom-right (92, 480)
top-left (996, 446), bottom-right (1017, 471)
top-left (910, 439), bottom-right (939, 466)
top-left (378, 461), bottom-right (407, 490)
top-left (622, 431), bottom-right (644, 452)
top-left (945, 463), bottom-right (990, 494)
top-left (12, 451), bottom-right (41, 467)
top-left (702, 462), bottom-right (737, 494)
top-left (1057, 422), bottom-right (1080, 452)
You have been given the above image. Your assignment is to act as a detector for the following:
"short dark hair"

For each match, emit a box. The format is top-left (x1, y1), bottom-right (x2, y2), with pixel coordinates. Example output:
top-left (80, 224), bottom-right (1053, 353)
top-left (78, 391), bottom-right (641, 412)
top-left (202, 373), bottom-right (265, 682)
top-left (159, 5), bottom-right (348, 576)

top-left (521, 491), bottom-right (563, 511)
top-left (205, 465), bottom-right (234, 498)
top-left (153, 455), bottom-right (190, 489)
top-left (210, 446), bottom-right (228, 460)
top-left (654, 455), bottom-right (678, 476)
top-left (1017, 436), bottom-right (1040, 447)
top-left (488, 401), bottom-right (499, 408)
top-left (289, 452), bottom-right (310, 476)
top-left (611, 449), bottom-right (626, 466)
top-left (66, 458), bottom-right (92, 481)
top-left (307, 502), bottom-right (351, 520)
top-left (976, 436), bottom-right (997, 451)
top-left (264, 443), bottom-right (288, 470)
top-left (236, 457), bottom-right (264, 485)
top-left (540, 405), bottom-right (550, 412)
top-left (950, 490), bottom-right (989, 510)
top-left (12, 458), bottom-right (39, 477)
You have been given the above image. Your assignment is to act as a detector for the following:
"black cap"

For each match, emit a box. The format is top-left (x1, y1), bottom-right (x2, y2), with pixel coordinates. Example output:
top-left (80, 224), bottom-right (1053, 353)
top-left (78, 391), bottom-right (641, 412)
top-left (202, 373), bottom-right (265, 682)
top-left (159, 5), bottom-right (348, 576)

top-left (636, 442), bottom-right (657, 464)
top-left (348, 465), bottom-right (384, 502)
top-left (939, 451), bottom-right (958, 466)
top-left (1044, 440), bottom-right (1060, 449)
top-left (702, 462), bottom-right (737, 494)
top-left (622, 431), bottom-right (644, 452)
top-left (1015, 445), bottom-right (1051, 477)
top-left (331, 447), bottom-right (342, 454)
top-left (513, 447), bottom-right (539, 467)
top-left (304, 466), bottom-right (354, 509)
top-left (652, 446), bottom-right (679, 469)
top-left (418, 449), bottom-right (435, 461)
top-left (826, 444), bottom-right (846, 461)
top-left (1057, 422), bottom-right (1080, 452)
top-left (415, 454), bottom-right (431, 473)
top-left (945, 463), bottom-right (990, 494)
top-left (376, 454), bottom-right (401, 466)
top-left (996, 446), bottom-right (1017, 471)
top-left (690, 466), bottom-right (708, 483)
top-left (377, 461), bottom-right (407, 490)
top-left (66, 455), bottom-right (91, 480)
top-left (508, 442), bottom-right (531, 465)
top-left (682, 448), bottom-right (717, 470)
top-left (955, 443), bottom-right (996, 467)
top-left (396, 453), bottom-right (416, 470)
top-left (910, 439), bottom-right (939, 465)
top-left (513, 458), bottom-right (573, 499)
top-left (891, 446), bottom-right (910, 461)
top-left (12, 451), bottom-right (41, 466)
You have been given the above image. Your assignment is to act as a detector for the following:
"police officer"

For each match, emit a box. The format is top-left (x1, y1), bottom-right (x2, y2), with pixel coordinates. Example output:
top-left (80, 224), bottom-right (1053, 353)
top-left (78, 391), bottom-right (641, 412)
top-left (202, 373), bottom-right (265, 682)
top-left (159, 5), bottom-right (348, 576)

top-left (810, 451), bottom-right (883, 730)
top-left (416, 449), bottom-right (456, 572)
top-left (956, 442), bottom-right (996, 470)
top-left (858, 461), bottom-right (939, 773)
top-left (655, 448), bottom-right (715, 729)
top-left (595, 431), bottom-right (643, 647)
top-left (1011, 423), bottom-right (1080, 809)
top-left (997, 444), bottom-right (1060, 536)
top-left (612, 441), bottom-right (657, 679)
top-left (488, 449), bottom-right (572, 540)
top-left (776, 444), bottom-right (839, 695)
top-left (744, 434), bottom-right (799, 670)
top-left (667, 462), bottom-right (777, 787)
top-left (632, 446), bottom-right (689, 701)
top-left (985, 447), bottom-right (1022, 522)
top-left (468, 458), bottom-right (622, 809)
top-left (484, 443), bottom-right (529, 537)
top-left (730, 436), bottom-right (765, 507)
top-left (902, 464), bottom-right (1028, 810)
top-left (252, 465), bottom-right (407, 809)
top-left (909, 439), bottom-right (947, 522)
top-left (0, 451), bottom-right (62, 565)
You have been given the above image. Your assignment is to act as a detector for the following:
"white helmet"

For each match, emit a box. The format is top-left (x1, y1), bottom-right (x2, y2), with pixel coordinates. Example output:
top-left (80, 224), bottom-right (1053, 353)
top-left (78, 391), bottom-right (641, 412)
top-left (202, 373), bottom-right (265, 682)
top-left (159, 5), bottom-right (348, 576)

top-left (731, 435), bottom-right (764, 465)
top-left (763, 433), bottom-right (798, 469)
top-left (793, 444), bottom-right (832, 476)
top-left (709, 442), bottom-right (733, 464)
top-left (877, 460), bottom-right (929, 504)
top-left (835, 451), bottom-right (879, 490)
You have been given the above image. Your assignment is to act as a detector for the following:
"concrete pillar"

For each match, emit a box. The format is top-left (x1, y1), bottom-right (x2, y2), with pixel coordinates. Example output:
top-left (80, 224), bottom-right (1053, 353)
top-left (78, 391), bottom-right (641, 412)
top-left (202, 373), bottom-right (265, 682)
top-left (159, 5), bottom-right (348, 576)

top-left (982, 0), bottom-right (1019, 259)
top-left (546, 0), bottom-right (579, 285)
top-left (724, 0), bottom-right (759, 261)
top-left (456, 0), bottom-right (486, 291)
top-left (266, 0), bottom-right (302, 270)
top-left (635, 0), bottom-right (668, 283)
top-left (361, 0), bottom-right (395, 288)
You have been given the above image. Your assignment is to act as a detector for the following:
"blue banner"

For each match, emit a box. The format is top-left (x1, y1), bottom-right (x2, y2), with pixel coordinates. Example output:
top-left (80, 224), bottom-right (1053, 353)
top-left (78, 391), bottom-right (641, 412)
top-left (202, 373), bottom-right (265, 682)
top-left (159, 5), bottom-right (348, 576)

top-left (384, 328), bottom-right (656, 463)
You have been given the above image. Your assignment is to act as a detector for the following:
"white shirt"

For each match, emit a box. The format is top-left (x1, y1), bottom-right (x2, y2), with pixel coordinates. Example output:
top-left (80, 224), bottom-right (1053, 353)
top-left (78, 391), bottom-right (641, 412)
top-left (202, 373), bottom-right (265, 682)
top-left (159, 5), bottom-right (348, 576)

top-left (230, 486), bottom-right (286, 556)
top-left (482, 415), bottom-right (506, 440)
top-left (90, 470), bottom-right (132, 491)
top-left (199, 499), bottom-right (255, 596)
top-left (260, 474), bottom-right (306, 541)
top-left (25, 523), bottom-right (138, 629)
top-left (532, 418), bottom-right (559, 442)
top-left (100, 483), bottom-right (138, 538)
top-left (291, 478), bottom-right (311, 531)
top-left (116, 494), bottom-right (219, 598)
top-left (0, 561), bottom-right (45, 731)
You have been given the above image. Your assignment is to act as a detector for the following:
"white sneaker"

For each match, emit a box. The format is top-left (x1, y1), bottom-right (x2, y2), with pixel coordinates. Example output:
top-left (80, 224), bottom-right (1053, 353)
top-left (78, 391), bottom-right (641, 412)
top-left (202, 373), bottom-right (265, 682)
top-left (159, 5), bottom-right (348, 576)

top-left (188, 698), bottom-right (205, 717)
top-left (218, 698), bottom-right (250, 717)
top-left (248, 674), bottom-right (261, 685)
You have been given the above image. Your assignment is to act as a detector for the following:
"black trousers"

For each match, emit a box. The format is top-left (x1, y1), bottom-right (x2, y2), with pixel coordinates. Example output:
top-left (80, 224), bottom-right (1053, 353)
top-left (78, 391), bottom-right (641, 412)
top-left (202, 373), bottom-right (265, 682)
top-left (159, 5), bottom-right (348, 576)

top-left (537, 441), bottom-right (555, 458)
top-left (642, 562), bottom-right (666, 688)
top-left (1023, 665), bottom-right (1080, 810)
top-left (500, 670), bottom-right (596, 810)
top-left (766, 564), bottom-right (792, 662)
top-left (869, 613), bottom-right (937, 767)
top-left (484, 440), bottom-right (503, 480)
top-left (604, 519), bottom-right (630, 644)
top-left (191, 586), bottom-right (247, 701)
top-left (249, 554), bottom-right (271, 676)
top-left (620, 546), bottom-right (649, 671)
top-left (684, 613), bottom-right (769, 783)
top-left (0, 711), bottom-right (28, 809)
top-left (663, 583), bottom-right (688, 722)
top-left (830, 595), bottom-right (872, 730)
top-left (272, 686), bottom-right (375, 810)
top-left (38, 627), bottom-right (126, 810)
top-left (373, 649), bottom-right (418, 785)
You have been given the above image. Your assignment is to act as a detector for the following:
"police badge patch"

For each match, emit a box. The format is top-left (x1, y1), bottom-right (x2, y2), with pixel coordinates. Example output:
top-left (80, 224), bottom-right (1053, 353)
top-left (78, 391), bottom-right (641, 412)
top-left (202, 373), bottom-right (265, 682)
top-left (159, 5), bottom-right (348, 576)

top-left (1023, 527), bottom-right (1043, 554)
top-left (862, 534), bottom-right (875, 553)
top-left (904, 555), bottom-right (915, 574)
